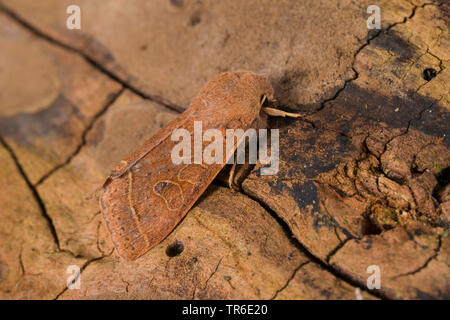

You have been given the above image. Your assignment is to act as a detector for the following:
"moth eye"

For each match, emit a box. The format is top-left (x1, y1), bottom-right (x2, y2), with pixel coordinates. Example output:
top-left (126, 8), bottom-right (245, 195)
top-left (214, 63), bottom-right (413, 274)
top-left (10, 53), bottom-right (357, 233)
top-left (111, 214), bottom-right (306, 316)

top-left (260, 95), bottom-right (269, 108)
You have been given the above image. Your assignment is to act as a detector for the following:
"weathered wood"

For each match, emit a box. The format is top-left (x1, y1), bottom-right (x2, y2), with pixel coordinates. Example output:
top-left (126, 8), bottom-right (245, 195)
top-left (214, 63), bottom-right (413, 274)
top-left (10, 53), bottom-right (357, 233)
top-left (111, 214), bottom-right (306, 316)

top-left (0, 0), bottom-right (447, 300)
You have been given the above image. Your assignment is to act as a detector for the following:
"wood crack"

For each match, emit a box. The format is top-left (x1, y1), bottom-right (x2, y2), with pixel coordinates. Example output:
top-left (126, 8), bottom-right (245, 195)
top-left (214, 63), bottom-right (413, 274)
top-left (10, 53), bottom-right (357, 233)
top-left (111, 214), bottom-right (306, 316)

top-left (34, 87), bottom-right (125, 187)
top-left (0, 3), bottom-right (183, 114)
top-left (392, 235), bottom-right (442, 279)
top-left (239, 188), bottom-right (389, 300)
top-left (54, 250), bottom-right (114, 300)
top-left (270, 261), bottom-right (310, 300)
top-left (0, 136), bottom-right (61, 250)
top-left (306, 1), bottom-right (440, 116)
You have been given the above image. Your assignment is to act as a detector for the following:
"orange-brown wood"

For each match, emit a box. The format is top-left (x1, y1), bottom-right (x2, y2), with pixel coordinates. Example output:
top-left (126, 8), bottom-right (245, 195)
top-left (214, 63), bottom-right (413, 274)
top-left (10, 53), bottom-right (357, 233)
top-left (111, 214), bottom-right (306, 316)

top-left (100, 71), bottom-right (274, 260)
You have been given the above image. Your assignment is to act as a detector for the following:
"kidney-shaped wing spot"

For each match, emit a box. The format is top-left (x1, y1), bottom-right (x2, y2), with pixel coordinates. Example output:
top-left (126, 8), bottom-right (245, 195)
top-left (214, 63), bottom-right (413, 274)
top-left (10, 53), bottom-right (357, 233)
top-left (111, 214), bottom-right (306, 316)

top-left (153, 180), bottom-right (185, 211)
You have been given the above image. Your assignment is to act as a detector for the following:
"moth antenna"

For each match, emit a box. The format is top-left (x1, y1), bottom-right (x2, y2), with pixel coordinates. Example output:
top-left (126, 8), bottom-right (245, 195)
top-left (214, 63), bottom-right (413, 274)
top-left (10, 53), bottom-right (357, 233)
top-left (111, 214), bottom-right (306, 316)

top-left (262, 107), bottom-right (307, 118)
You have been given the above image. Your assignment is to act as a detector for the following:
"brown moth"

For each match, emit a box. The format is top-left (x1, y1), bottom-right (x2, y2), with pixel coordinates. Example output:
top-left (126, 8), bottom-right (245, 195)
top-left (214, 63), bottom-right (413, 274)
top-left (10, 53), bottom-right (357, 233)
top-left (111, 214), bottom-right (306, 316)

top-left (100, 71), bottom-right (301, 260)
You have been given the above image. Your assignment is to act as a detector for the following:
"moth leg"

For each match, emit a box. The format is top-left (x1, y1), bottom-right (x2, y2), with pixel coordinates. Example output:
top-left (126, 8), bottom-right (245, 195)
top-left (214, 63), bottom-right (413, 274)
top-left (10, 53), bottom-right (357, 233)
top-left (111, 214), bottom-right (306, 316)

top-left (262, 107), bottom-right (306, 118)
top-left (228, 161), bottom-right (239, 192)
top-left (226, 113), bottom-right (268, 191)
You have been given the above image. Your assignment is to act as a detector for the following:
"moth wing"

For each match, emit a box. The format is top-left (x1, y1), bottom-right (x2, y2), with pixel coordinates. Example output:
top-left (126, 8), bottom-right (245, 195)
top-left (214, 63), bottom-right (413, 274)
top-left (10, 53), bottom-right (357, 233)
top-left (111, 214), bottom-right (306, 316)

top-left (105, 113), bottom-right (192, 180)
top-left (100, 117), bottom-right (239, 260)
top-left (100, 71), bottom-right (271, 260)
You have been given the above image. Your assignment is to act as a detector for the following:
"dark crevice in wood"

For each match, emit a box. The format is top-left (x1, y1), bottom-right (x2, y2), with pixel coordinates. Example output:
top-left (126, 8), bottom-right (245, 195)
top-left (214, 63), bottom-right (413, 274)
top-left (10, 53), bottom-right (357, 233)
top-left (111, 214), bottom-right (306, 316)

top-left (241, 189), bottom-right (390, 300)
top-left (0, 4), bottom-right (184, 114)
top-left (35, 87), bottom-right (125, 187)
top-left (0, 135), bottom-right (61, 249)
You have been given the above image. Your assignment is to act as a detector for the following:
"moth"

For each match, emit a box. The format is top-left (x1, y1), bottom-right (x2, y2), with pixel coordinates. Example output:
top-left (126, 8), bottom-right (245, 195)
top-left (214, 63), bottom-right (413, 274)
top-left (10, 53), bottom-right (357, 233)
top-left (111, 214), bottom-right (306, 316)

top-left (100, 71), bottom-right (302, 260)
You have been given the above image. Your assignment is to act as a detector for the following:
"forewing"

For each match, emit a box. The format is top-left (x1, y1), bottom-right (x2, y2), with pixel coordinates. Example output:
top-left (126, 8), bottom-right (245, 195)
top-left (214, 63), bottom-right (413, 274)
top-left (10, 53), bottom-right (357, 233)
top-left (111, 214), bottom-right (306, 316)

top-left (100, 119), bottom-right (229, 260)
top-left (100, 71), bottom-right (269, 260)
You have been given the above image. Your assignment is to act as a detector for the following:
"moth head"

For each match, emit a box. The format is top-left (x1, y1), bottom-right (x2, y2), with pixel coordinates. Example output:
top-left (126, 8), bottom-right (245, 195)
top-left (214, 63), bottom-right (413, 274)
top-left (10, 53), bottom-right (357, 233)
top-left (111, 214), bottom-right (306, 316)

top-left (233, 71), bottom-right (274, 110)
